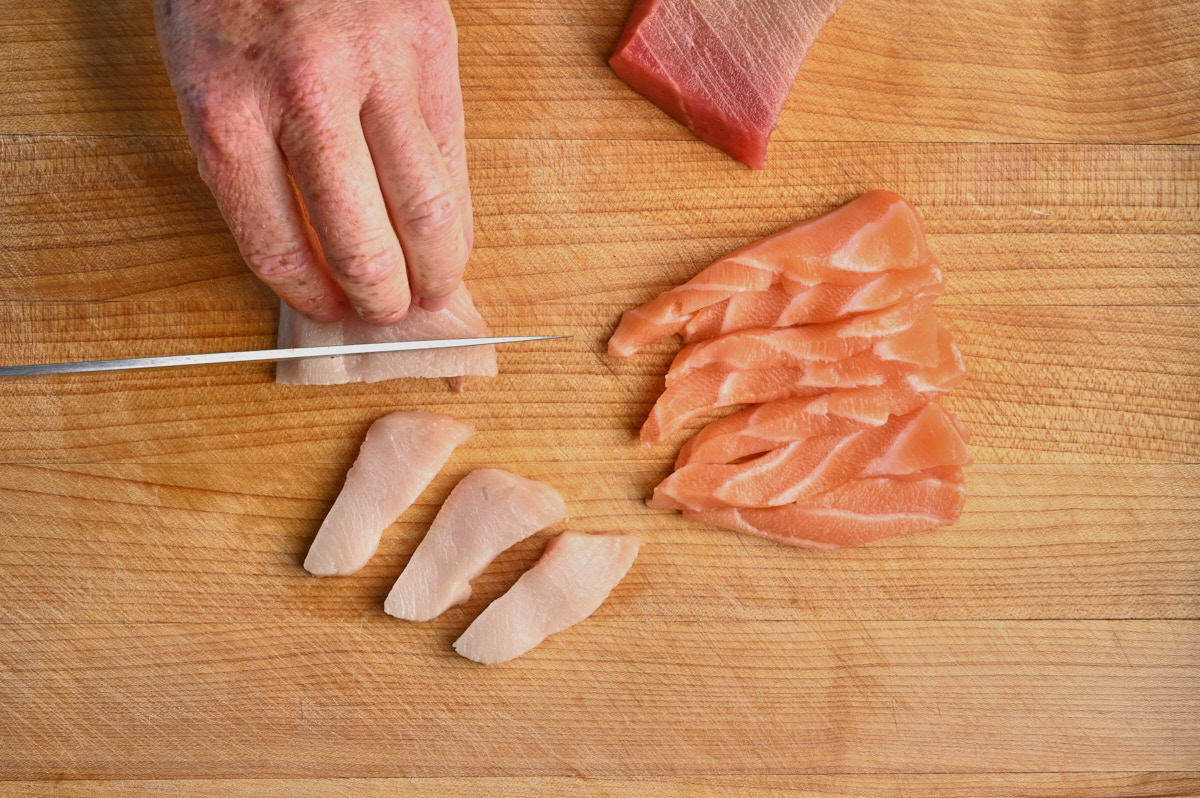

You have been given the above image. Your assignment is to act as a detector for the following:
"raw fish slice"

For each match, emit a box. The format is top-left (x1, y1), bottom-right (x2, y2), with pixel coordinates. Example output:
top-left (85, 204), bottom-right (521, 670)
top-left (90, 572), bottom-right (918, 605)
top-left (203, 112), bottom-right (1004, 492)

top-left (667, 294), bottom-right (937, 385)
top-left (303, 412), bottom-right (474, 576)
top-left (278, 301), bottom-right (351, 384)
top-left (683, 466), bottom-right (966, 548)
top-left (453, 531), bottom-right (641, 665)
top-left (643, 356), bottom-right (904, 447)
top-left (277, 284), bottom-right (497, 387)
top-left (649, 434), bottom-right (845, 512)
top-left (649, 403), bottom-right (971, 511)
top-left (806, 328), bottom-right (966, 422)
top-left (683, 288), bottom-right (802, 344)
top-left (610, 261), bottom-right (776, 357)
top-left (641, 365), bottom-right (826, 446)
top-left (609, 192), bottom-right (936, 356)
top-left (862, 408), bottom-right (972, 477)
top-left (610, 0), bottom-right (848, 168)
top-left (667, 323), bottom-right (874, 385)
top-left (801, 313), bottom-right (942, 387)
top-left (675, 326), bottom-right (964, 466)
top-left (384, 470), bottom-right (568, 622)
top-left (674, 399), bottom-right (870, 469)
top-left (643, 315), bottom-right (946, 446)
top-left (681, 262), bottom-right (944, 343)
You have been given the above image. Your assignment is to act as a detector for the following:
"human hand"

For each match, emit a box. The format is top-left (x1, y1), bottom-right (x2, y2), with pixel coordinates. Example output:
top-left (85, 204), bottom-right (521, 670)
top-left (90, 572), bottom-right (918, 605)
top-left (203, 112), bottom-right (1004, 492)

top-left (154, 0), bottom-right (472, 324)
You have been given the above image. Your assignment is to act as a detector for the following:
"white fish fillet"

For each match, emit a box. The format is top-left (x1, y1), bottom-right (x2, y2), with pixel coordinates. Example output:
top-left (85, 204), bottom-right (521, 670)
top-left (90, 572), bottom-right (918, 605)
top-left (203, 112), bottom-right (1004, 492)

top-left (385, 469), bottom-right (569, 622)
top-left (277, 284), bottom-right (498, 386)
top-left (453, 530), bottom-right (641, 665)
top-left (303, 411), bottom-right (474, 576)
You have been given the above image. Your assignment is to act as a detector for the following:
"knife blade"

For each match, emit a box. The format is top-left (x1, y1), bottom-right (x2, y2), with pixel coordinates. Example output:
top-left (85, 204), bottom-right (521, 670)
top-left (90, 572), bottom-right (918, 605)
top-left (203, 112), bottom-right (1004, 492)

top-left (0, 335), bottom-right (569, 378)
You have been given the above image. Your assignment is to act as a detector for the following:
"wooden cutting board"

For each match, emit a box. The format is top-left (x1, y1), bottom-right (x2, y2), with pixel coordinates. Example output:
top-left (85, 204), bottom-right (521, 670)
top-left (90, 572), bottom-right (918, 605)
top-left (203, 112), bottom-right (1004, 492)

top-left (0, 1), bottom-right (1197, 795)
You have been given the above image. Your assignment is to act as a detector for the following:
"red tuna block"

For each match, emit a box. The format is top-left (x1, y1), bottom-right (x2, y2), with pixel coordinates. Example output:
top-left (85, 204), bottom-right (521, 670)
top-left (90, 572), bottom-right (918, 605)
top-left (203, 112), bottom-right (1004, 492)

top-left (610, 0), bottom-right (848, 168)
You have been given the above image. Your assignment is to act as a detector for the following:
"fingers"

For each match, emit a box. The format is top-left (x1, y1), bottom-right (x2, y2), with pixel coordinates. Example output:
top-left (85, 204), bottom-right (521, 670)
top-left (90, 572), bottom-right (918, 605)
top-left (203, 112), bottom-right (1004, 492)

top-left (190, 106), bottom-right (349, 322)
top-left (279, 80), bottom-right (414, 325)
top-left (412, 2), bottom-right (474, 258)
top-left (361, 85), bottom-right (468, 312)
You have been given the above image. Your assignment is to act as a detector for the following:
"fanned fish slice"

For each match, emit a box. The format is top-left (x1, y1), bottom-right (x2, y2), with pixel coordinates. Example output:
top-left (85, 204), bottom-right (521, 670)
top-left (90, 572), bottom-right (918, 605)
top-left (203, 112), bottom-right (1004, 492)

top-left (650, 403), bottom-right (971, 512)
top-left (608, 191), bottom-right (937, 356)
top-left (683, 466), bottom-right (966, 549)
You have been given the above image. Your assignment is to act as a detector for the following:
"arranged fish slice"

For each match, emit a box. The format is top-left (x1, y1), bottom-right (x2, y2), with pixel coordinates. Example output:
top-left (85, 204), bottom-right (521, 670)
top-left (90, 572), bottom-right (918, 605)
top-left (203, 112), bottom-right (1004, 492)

top-left (277, 284), bottom-right (498, 388)
top-left (610, 0), bottom-right (848, 168)
top-left (304, 411), bottom-right (474, 577)
top-left (667, 293), bottom-right (939, 385)
top-left (649, 403), bottom-right (971, 512)
top-left (641, 364), bottom-right (824, 446)
top-left (862, 407), bottom-right (972, 477)
top-left (681, 262), bottom-right (944, 344)
top-left (608, 191), bottom-right (936, 357)
top-left (683, 466), bottom-right (966, 548)
top-left (675, 326), bottom-right (965, 466)
top-left (675, 398), bottom-right (876, 469)
top-left (384, 470), bottom-right (568, 623)
top-left (453, 531), bottom-right (641, 665)
top-left (609, 260), bottom-right (776, 357)
top-left (643, 313), bottom-right (947, 446)
top-left (804, 327), bottom-right (966, 423)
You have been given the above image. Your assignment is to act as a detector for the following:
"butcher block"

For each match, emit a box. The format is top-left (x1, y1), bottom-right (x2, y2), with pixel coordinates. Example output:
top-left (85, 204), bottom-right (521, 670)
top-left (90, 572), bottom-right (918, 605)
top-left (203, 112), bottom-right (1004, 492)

top-left (1, 0), bottom-right (1198, 795)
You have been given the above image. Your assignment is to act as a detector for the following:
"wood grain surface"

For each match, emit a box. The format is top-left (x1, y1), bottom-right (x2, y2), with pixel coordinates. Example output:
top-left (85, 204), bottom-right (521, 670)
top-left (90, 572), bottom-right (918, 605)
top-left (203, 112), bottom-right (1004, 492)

top-left (1, 0), bottom-right (1198, 795)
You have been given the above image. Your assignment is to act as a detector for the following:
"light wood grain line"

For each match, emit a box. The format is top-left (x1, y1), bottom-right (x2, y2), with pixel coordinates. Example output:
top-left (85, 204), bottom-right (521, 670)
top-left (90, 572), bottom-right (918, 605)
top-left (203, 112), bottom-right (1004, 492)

top-left (0, 620), bottom-right (1196, 778)
top-left (1, 0), bottom-right (1196, 142)
top-left (1, 463), bottom-right (1196, 623)
top-left (0, 773), bottom-right (1199, 797)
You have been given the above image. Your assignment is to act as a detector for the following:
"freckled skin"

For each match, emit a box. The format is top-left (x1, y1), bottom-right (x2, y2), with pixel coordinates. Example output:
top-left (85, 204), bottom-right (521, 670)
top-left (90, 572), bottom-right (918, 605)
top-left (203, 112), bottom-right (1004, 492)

top-left (153, 0), bottom-right (473, 325)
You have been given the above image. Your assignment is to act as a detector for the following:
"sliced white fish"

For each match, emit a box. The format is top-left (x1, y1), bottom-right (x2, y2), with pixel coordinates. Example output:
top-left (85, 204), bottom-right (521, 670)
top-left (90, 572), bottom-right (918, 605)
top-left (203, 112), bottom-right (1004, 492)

top-left (453, 531), bottom-right (641, 665)
top-left (385, 469), bottom-right (568, 622)
top-left (304, 411), bottom-right (474, 576)
top-left (277, 284), bottom-right (498, 386)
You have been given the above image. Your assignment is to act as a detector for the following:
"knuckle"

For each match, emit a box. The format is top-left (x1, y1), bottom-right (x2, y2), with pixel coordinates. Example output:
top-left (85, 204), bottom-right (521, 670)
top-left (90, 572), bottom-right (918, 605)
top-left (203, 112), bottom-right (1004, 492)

top-left (400, 188), bottom-right (459, 239)
top-left (438, 134), bottom-right (466, 169)
top-left (361, 297), bottom-right (412, 326)
top-left (246, 244), bottom-right (312, 282)
top-left (411, 0), bottom-right (457, 54)
top-left (420, 273), bottom-right (462, 300)
top-left (327, 239), bottom-right (401, 286)
top-left (275, 55), bottom-right (339, 128)
top-left (179, 82), bottom-right (258, 168)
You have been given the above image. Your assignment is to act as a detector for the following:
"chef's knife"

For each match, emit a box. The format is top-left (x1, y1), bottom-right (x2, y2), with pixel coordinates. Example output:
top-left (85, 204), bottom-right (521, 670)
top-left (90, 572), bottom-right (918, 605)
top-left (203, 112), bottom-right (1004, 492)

top-left (0, 335), bottom-right (568, 378)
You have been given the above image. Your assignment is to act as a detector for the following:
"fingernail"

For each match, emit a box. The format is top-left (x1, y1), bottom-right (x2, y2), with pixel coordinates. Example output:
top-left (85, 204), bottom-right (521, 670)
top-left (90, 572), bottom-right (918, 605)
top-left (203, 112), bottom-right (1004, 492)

top-left (418, 295), bottom-right (453, 312)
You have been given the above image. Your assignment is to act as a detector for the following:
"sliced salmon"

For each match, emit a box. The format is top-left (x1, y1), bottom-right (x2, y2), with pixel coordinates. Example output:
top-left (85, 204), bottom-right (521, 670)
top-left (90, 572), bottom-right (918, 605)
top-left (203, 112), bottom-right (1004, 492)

top-left (643, 311), bottom-right (949, 446)
top-left (641, 364), bottom-right (825, 446)
top-left (681, 261), bottom-right (944, 344)
top-left (674, 399), bottom-right (871, 469)
top-left (683, 466), bottom-right (966, 549)
top-left (667, 293), bottom-right (939, 385)
top-left (674, 327), bottom-right (966, 466)
top-left (608, 191), bottom-right (937, 356)
top-left (649, 403), bottom-right (972, 512)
